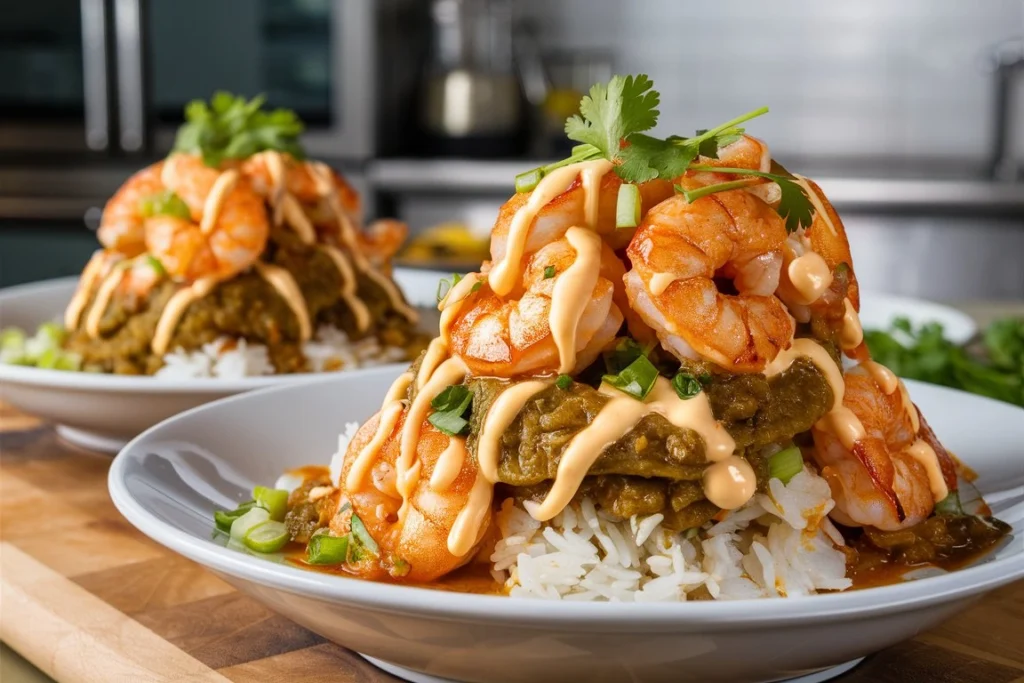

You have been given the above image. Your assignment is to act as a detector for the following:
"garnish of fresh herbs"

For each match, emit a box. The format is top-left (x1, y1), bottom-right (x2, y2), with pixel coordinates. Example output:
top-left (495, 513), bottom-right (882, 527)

top-left (173, 92), bottom-right (305, 168)
top-left (515, 74), bottom-right (815, 233)
top-left (865, 316), bottom-right (1024, 407)
top-left (428, 384), bottom-right (474, 436)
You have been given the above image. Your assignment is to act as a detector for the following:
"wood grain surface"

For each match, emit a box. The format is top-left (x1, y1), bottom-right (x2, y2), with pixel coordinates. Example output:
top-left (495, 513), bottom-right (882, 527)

top-left (1, 405), bottom-right (1022, 683)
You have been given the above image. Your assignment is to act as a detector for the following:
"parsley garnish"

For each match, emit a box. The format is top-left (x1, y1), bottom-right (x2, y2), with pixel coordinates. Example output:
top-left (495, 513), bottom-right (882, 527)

top-left (543, 266), bottom-right (556, 279)
top-left (555, 374), bottom-right (572, 390)
top-left (173, 92), bottom-right (305, 168)
top-left (428, 384), bottom-right (473, 436)
top-left (515, 74), bottom-right (816, 234)
top-left (603, 354), bottom-right (659, 401)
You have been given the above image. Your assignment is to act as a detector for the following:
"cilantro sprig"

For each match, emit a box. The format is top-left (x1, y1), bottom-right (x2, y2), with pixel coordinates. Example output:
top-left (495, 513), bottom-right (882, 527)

top-left (173, 92), bottom-right (305, 168)
top-left (428, 384), bottom-right (474, 436)
top-left (515, 74), bottom-right (816, 233)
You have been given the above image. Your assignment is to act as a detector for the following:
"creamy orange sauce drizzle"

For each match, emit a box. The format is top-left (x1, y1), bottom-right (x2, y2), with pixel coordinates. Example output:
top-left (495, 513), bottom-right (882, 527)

top-left (253, 262), bottom-right (312, 341)
top-left (477, 380), bottom-right (552, 483)
top-left (649, 272), bottom-right (677, 297)
top-left (840, 298), bottom-right (864, 349)
top-left (430, 436), bottom-right (467, 492)
top-left (310, 162), bottom-right (418, 325)
top-left (794, 175), bottom-right (838, 238)
top-left (905, 439), bottom-right (949, 502)
top-left (152, 276), bottom-right (221, 355)
top-left (281, 194), bottom-right (317, 244)
top-left (199, 170), bottom-right (240, 235)
top-left (448, 469), bottom-right (493, 555)
top-left (66, 251), bottom-right (116, 331)
top-left (488, 159), bottom-right (612, 297)
top-left (862, 360), bottom-right (899, 395)
top-left (549, 227), bottom-right (602, 373)
top-left (263, 151), bottom-right (315, 243)
top-left (83, 265), bottom-right (128, 338)
top-left (438, 273), bottom-right (481, 346)
top-left (417, 337), bottom-right (449, 390)
top-left (898, 380), bottom-right (920, 433)
top-left (786, 252), bottom-right (833, 305)
top-left (319, 245), bottom-right (371, 333)
top-left (384, 371), bottom-right (414, 403)
top-left (346, 401), bottom-right (405, 491)
top-left (703, 456), bottom-right (757, 510)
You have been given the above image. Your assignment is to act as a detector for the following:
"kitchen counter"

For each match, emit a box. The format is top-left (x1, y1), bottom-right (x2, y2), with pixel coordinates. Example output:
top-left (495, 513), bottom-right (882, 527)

top-left (1, 302), bottom-right (1021, 683)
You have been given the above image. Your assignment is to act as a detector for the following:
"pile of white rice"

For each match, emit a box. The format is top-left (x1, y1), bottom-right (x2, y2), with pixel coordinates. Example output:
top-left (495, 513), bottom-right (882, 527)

top-left (490, 468), bottom-right (852, 601)
top-left (155, 325), bottom-right (407, 379)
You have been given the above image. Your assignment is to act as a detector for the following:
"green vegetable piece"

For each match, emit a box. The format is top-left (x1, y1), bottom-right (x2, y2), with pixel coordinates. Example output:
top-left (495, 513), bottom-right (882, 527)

top-left (684, 165), bottom-right (814, 233)
top-left (214, 500), bottom-right (257, 532)
top-left (243, 520), bottom-right (290, 553)
top-left (173, 91), bottom-right (305, 168)
top-left (36, 348), bottom-right (60, 369)
top-left (37, 322), bottom-right (66, 345)
top-left (350, 513), bottom-right (379, 556)
top-left (616, 183), bottom-right (641, 228)
top-left (555, 374), bottom-right (573, 390)
top-left (389, 558), bottom-right (411, 577)
top-left (515, 168), bottom-right (543, 193)
top-left (253, 486), bottom-right (289, 522)
top-left (431, 384), bottom-right (472, 414)
top-left (934, 490), bottom-right (965, 517)
top-left (146, 255), bottom-right (167, 276)
top-left (602, 354), bottom-right (659, 400)
top-left (543, 265), bottom-right (556, 279)
top-left (307, 533), bottom-right (350, 565)
top-left (428, 411), bottom-right (469, 437)
top-left (603, 337), bottom-right (647, 374)
top-left (768, 446), bottom-right (804, 484)
top-left (229, 506), bottom-right (270, 541)
top-left (138, 190), bottom-right (191, 220)
top-left (1, 328), bottom-right (27, 350)
top-left (671, 371), bottom-right (707, 399)
top-left (436, 272), bottom-right (464, 303)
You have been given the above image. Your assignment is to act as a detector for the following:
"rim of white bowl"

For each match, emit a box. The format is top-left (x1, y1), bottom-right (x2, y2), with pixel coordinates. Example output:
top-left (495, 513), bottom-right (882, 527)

top-left (108, 377), bottom-right (1024, 629)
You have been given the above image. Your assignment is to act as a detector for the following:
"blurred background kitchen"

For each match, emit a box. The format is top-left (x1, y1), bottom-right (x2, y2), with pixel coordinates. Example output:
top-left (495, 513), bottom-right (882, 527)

top-left (1, 0), bottom-right (1022, 299)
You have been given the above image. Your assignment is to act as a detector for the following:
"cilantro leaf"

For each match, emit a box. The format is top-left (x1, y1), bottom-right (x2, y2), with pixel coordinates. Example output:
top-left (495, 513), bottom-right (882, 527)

top-left (565, 74), bottom-right (659, 163)
top-left (428, 384), bottom-right (474, 436)
top-left (603, 354), bottom-right (659, 400)
top-left (173, 91), bottom-right (305, 168)
top-left (684, 165), bottom-right (816, 233)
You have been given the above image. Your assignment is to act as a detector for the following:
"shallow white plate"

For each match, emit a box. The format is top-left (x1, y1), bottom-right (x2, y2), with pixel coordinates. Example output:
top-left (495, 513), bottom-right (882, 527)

top-left (0, 269), bottom-right (446, 451)
top-left (108, 368), bottom-right (1024, 683)
top-left (858, 291), bottom-right (977, 344)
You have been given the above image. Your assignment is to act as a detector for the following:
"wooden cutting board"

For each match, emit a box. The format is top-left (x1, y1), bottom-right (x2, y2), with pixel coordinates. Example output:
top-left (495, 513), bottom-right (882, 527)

top-left (1, 404), bottom-right (1022, 683)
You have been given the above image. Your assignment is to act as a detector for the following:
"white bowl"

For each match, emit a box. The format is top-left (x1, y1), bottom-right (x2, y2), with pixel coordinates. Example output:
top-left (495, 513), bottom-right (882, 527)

top-left (0, 269), bottom-right (447, 451)
top-left (858, 291), bottom-right (977, 344)
top-left (108, 368), bottom-right (1024, 683)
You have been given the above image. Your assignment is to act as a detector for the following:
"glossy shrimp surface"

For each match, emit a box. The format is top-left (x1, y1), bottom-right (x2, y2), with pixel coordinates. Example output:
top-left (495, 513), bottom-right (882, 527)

top-left (624, 184), bottom-right (794, 372)
top-left (332, 411), bottom-right (491, 583)
top-left (447, 235), bottom-right (625, 377)
top-left (810, 365), bottom-right (953, 531)
top-left (147, 153), bottom-right (269, 282)
top-left (97, 162), bottom-right (166, 257)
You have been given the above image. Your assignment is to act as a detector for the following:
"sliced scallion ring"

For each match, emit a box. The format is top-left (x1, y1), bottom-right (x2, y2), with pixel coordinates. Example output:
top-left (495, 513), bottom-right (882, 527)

top-left (230, 506), bottom-right (270, 541)
top-left (615, 183), bottom-right (641, 228)
top-left (243, 520), bottom-right (290, 553)
top-left (768, 446), bottom-right (804, 484)
top-left (307, 533), bottom-right (350, 565)
top-left (253, 485), bottom-right (289, 522)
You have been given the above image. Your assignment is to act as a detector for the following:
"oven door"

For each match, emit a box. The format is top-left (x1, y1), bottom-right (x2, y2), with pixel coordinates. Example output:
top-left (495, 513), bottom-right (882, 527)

top-left (0, 0), bottom-right (111, 153)
top-left (135, 0), bottom-right (375, 159)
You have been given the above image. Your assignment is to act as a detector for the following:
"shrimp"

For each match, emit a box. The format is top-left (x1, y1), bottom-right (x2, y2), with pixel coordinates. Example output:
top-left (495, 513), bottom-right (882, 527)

top-left (330, 410), bottom-right (492, 583)
top-left (490, 172), bottom-right (674, 258)
top-left (97, 161), bottom-right (165, 256)
top-left (624, 183), bottom-right (794, 372)
top-left (148, 154), bottom-right (269, 281)
top-left (359, 218), bottom-right (408, 268)
top-left (446, 232), bottom-right (625, 377)
top-left (810, 365), bottom-right (956, 531)
top-left (241, 151), bottom-right (361, 241)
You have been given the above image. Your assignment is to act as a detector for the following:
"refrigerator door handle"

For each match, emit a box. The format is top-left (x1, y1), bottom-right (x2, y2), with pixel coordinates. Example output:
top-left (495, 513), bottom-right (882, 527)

top-left (80, 0), bottom-right (110, 150)
top-left (113, 0), bottom-right (146, 152)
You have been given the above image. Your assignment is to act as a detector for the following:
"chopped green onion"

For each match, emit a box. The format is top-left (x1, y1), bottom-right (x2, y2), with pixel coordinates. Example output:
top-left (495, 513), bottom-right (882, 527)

top-left (243, 520), bottom-right (290, 553)
top-left (555, 374), bottom-right (573, 390)
top-left (768, 446), bottom-right (804, 484)
top-left (350, 513), bottom-right (379, 556)
top-left (138, 190), bottom-right (191, 220)
top-left (515, 168), bottom-right (543, 193)
top-left (307, 533), bottom-right (350, 565)
top-left (615, 183), bottom-right (641, 228)
top-left (389, 558), bottom-right (411, 578)
top-left (543, 265), bottom-right (556, 279)
top-left (214, 500), bottom-right (257, 532)
top-left (229, 506), bottom-right (270, 541)
top-left (671, 372), bottom-right (708, 399)
top-left (146, 255), bottom-right (167, 276)
top-left (602, 354), bottom-right (659, 400)
top-left (428, 384), bottom-right (473, 436)
top-left (603, 338), bottom-right (647, 374)
top-left (436, 273), bottom-right (464, 303)
top-left (253, 486), bottom-right (289, 522)
top-left (935, 490), bottom-right (965, 517)
top-left (470, 281), bottom-right (482, 294)
top-left (1, 328), bottom-right (27, 351)
top-left (683, 527), bottom-right (700, 540)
